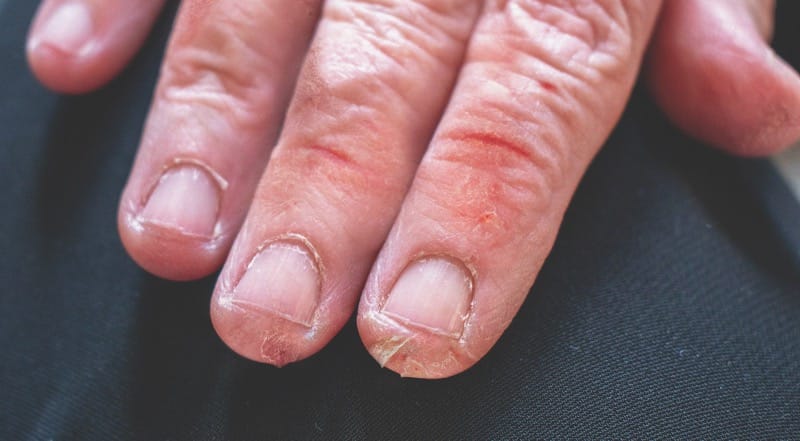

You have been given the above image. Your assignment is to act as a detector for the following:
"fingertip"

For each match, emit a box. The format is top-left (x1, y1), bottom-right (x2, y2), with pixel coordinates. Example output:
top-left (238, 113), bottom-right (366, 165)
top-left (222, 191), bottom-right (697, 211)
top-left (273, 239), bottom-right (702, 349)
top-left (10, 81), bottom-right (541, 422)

top-left (357, 310), bottom-right (478, 379)
top-left (26, 1), bottom-right (94, 93)
top-left (27, 44), bottom-right (105, 95)
top-left (26, 0), bottom-right (165, 94)
top-left (647, 0), bottom-right (800, 156)
top-left (117, 201), bottom-right (228, 281)
top-left (210, 296), bottom-right (318, 367)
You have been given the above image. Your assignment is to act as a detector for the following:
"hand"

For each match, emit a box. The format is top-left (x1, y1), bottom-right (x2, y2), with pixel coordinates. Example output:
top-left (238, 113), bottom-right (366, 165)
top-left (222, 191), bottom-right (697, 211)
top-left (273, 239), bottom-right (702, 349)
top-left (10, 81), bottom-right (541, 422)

top-left (27, 0), bottom-right (800, 378)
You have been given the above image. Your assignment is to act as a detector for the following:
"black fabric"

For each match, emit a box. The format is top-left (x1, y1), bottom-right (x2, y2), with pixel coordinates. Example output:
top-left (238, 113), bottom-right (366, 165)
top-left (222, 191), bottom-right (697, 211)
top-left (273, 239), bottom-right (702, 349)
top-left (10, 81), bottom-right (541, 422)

top-left (2, 1), bottom-right (800, 439)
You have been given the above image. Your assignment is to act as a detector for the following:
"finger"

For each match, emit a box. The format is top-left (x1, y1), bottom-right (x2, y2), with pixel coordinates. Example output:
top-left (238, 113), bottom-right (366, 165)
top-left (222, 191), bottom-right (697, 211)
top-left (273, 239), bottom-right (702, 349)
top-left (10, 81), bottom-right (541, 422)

top-left (118, 0), bottom-right (322, 281)
top-left (647, 0), bottom-right (800, 156)
top-left (358, 0), bottom-right (663, 378)
top-left (27, 0), bottom-right (166, 94)
top-left (210, 0), bottom-right (482, 366)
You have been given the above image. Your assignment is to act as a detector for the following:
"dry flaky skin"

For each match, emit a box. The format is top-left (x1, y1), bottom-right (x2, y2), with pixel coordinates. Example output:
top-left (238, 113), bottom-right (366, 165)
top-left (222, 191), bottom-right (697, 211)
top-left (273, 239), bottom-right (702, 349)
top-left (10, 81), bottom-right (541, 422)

top-left (29, 0), bottom-right (800, 379)
top-left (360, 310), bottom-right (477, 379)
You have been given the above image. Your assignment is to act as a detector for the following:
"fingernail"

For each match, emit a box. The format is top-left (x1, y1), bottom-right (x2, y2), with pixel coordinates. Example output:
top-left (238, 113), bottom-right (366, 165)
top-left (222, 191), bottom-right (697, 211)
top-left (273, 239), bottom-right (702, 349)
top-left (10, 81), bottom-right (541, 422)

top-left (383, 257), bottom-right (473, 337)
top-left (34, 3), bottom-right (94, 55)
top-left (232, 242), bottom-right (321, 327)
top-left (140, 165), bottom-right (221, 237)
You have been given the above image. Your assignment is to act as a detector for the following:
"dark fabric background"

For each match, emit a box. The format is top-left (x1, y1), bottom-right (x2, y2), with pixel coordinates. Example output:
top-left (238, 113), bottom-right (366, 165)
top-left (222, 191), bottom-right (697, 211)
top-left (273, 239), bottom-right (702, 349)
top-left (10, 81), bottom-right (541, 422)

top-left (2, 1), bottom-right (799, 439)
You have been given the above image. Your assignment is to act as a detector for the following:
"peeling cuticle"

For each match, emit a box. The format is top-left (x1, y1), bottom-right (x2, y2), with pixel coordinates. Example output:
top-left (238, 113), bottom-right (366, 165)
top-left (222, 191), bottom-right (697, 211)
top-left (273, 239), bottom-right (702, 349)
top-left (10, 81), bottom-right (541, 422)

top-left (371, 334), bottom-right (413, 368)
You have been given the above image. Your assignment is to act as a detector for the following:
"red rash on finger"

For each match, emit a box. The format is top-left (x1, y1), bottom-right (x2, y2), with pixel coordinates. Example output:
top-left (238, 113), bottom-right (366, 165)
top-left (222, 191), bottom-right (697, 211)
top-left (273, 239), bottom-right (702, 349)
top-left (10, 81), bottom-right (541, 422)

top-left (539, 81), bottom-right (558, 93)
top-left (305, 144), bottom-right (355, 165)
top-left (443, 131), bottom-right (538, 166)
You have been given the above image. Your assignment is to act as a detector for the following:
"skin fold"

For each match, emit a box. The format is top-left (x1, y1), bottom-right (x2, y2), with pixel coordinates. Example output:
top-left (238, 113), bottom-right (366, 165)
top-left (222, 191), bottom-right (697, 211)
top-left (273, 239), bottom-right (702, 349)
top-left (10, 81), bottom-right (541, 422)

top-left (26, 0), bottom-right (800, 378)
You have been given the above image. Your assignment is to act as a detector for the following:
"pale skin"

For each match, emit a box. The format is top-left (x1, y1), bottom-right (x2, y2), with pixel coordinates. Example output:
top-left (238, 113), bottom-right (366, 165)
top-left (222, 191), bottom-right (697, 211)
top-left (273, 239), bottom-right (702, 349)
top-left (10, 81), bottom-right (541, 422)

top-left (27, 0), bottom-right (800, 378)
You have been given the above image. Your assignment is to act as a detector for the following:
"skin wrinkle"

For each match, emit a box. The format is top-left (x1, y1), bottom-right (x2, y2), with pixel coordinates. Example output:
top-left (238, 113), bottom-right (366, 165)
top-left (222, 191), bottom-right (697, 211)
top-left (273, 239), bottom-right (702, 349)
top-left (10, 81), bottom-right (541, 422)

top-left (332, 0), bottom-right (474, 65)
top-left (161, 0), bottom-right (318, 134)
top-left (467, 51), bottom-right (588, 115)
top-left (507, 0), bottom-right (602, 50)
top-left (28, 0), bottom-right (800, 378)
top-left (159, 46), bottom-right (275, 130)
top-left (293, 46), bottom-right (409, 144)
top-left (277, 0), bottom-right (481, 213)
top-left (483, 0), bottom-right (636, 79)
top-left (299, 2), bottom-right (477, 140)
top-left (437, 110), bottom-right (569, 190)
top-left (286, 107), bottom-right (390, 169)
top-left (280, 81), bottom-right (413, 198)
top-left (271, 144), bottom-right (406, 220)
top-left (434, 110), bottom-right (570, 207)
top-left (463, 38), bottom-right (628, 157)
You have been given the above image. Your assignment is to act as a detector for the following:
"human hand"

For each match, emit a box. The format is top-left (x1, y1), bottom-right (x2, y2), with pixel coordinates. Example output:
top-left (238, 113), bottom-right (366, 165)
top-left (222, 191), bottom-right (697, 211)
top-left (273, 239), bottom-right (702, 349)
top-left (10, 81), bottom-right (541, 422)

top-left (26, 0), bottom-right (800, 378)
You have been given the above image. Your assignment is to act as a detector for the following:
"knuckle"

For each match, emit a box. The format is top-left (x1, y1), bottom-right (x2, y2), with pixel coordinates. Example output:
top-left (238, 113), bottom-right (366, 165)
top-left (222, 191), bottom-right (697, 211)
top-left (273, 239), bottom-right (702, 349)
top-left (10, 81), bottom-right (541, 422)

top-left (447, 77), bottom-right (573, 187)
top-left (317, 0), bottom-right (477, 102)
top-left (330, 0), bottom-right (476, 52)
top-left (479, 0), bottom-right (639, 81)
top-left (274, 134), bottom-right (411, 207)
top-left (159, 6), bottom-right (277, 129)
